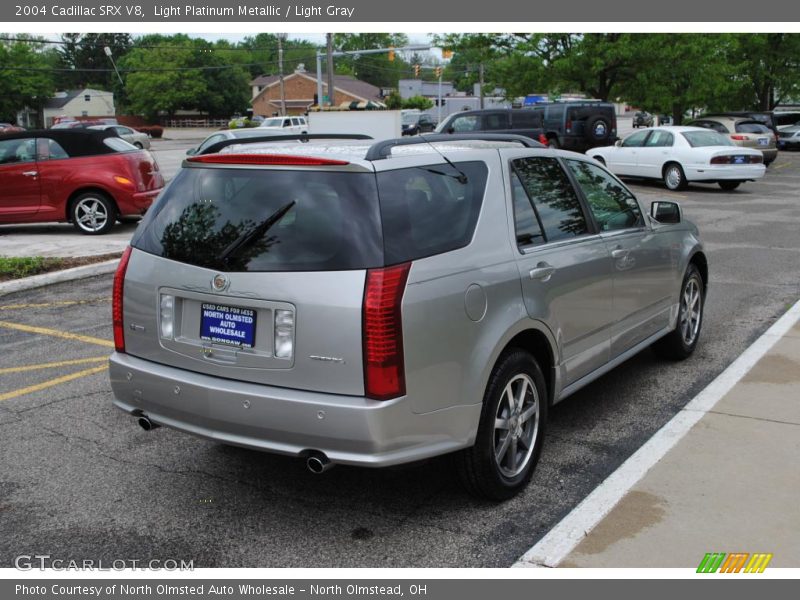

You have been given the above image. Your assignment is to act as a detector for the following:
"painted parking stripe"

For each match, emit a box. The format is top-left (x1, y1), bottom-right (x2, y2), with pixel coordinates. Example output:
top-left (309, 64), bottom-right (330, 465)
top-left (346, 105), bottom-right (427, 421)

top-left (0, 365), bottom-right (108, 402)
top-left (513, 297), bottom-right (800, 568)
top-left (0, 357), bottom-right (107, 375)
top-left (0, 297), bottom-right (108, 311)
top-left (0, 321), bottom-right (113, 348)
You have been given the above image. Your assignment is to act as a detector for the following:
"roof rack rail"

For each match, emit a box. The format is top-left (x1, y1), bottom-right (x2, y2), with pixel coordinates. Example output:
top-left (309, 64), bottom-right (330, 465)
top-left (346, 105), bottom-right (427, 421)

top-left (200, 133), bottom-right (373, 155)
top-left (365, 133), bottom-right (544, 161)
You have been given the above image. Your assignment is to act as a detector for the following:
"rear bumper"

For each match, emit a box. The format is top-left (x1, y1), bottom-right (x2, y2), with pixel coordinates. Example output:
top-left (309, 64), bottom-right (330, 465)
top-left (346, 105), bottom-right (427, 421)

top-left (685, 164), bottom-right (766, 182)
top-left (109, 353), bottom-right (480, 467)
top-left (119, 188), bottom-right (161, 216)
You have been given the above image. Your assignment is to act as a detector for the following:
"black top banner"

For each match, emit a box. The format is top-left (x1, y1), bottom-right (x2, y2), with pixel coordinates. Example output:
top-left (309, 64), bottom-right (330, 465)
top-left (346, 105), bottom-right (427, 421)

top-left (3, 0), bottom-right (800, 22)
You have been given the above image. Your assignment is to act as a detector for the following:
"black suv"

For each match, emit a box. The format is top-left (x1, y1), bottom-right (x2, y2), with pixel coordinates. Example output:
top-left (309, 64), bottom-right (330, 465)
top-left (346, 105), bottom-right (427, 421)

top-left (527, 101), bottom-right (617, 152)
top-left (436, 109), bottom-right (544, 142)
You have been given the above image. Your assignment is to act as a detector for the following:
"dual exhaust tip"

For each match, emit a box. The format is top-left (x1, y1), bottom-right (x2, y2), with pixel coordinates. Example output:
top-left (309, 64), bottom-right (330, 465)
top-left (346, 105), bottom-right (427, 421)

top-left (135, 415), bottom-right (333, 474)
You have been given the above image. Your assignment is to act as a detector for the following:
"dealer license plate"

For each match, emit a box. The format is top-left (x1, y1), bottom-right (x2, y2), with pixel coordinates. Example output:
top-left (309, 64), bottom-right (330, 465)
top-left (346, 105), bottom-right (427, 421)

top-left (200, 303), bottom-right (256, 348)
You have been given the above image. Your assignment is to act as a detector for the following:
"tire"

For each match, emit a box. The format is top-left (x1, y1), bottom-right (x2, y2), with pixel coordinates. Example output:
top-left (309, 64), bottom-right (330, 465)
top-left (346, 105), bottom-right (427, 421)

top-left (663, 162), bottom-right (688, 191)
top-left (70, 192), bottom-right (117, 235)
top-left (547, 137), bottom-right (560, 149)
top-left (718, 181), bottom-right (741, 191)
top-left (653, 264), bottom-right (704, 360)
top-left (456, 349), bottom-right (548, 500)
top-left (586, 115), bottom-right (612, 143)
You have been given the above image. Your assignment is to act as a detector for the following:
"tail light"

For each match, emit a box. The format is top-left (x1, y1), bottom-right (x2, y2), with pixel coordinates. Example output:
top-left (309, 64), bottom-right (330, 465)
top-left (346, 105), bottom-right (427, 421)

top-left (565, 119), bottom-right (572, 133)
top-left (363, 263), bottom-right (411, 400)
top-left (112, 246), bottom-right (133, 353)
top-left (538, 133), bottom-right (548, 145)
top-left (710, 155), bottom-right (762, 164)
top-left (730, 135), bottom-right (748, 141)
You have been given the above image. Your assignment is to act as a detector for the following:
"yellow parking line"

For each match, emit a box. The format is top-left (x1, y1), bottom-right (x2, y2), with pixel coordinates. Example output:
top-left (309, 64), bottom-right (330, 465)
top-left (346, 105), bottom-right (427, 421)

top-left (0, 357), bottom-right (108, 375)
top-left (0, 298), bottom-right (109, 311)
top-left (0, 365), bottom-right (108, 402)
top-left (771, 162), bottom-right (791, 170)
top-left (0, 321), bottom-right (113, 348)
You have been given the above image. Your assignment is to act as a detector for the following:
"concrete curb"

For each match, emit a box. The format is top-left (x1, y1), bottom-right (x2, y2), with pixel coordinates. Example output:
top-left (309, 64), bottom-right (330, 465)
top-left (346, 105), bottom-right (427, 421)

top-left (0, 259), bottom-right (119, 297)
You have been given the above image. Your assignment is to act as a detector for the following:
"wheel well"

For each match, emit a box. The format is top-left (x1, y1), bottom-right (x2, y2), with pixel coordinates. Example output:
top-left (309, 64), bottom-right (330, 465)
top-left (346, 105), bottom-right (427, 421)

top-left (689, 251), bottom-right (709, 292)
top-left (65, 188), bottom-right (117, 221)
top-left (503, 329), bottom-right (555, 406)
top-left (662, 161), bottom-right (681, 176)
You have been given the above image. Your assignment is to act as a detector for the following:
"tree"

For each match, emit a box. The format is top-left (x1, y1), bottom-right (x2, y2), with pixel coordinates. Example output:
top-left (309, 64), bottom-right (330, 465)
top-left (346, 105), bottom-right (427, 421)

top-left (56, 33), bottom-right (132, 91)
top-left (618, 35), bottom-right (733, 123)
top-left (0, 38), bottom-right (58, 122)
top-left (724, 34), bottom-right (800, 110)
top-left (402, 95), bottom-right (434, 110)
top-left (333, 33), bottom-right (411, 88)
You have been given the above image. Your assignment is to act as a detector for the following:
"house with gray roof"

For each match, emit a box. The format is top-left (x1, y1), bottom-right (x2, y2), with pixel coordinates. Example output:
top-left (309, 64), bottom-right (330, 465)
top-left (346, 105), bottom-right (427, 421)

top-left (42, 88), bottom-right (115, 127)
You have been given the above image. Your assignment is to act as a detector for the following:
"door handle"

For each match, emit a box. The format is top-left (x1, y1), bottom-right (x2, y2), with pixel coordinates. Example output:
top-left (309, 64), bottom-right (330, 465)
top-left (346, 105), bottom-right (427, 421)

top-left (611, 248), bottom-right (629, 259)
top-left (22, 171), bottom-right (38, 177)
top-left (529, 263), bottom-right (556, 281)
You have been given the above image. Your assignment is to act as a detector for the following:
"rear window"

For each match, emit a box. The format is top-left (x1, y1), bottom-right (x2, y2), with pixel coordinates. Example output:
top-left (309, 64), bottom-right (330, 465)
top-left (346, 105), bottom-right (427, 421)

top-left (512, 111), bottom-right (541, 128)
top-left (682, 131), bottom-right (734, 147)
top-left (103, 137), bottom-right (137, 152)
top-left (132, 161), bottom-right (489, 271)
top-left (132, 168), bottom-right (384, 272)
top-left (735, 122), bottom-right (771, 134)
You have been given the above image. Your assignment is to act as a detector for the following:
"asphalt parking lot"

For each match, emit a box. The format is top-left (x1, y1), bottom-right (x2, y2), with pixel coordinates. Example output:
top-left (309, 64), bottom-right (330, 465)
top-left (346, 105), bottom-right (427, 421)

top-left (0, 149), bottom-right (799, 568)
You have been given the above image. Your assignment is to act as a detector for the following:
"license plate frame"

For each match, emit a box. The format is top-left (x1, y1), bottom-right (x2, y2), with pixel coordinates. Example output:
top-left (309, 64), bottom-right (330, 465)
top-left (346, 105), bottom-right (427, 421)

top-left (200, 303), bottom-right (257, 348)
top-left (757, 137), bottom-right (769, 146)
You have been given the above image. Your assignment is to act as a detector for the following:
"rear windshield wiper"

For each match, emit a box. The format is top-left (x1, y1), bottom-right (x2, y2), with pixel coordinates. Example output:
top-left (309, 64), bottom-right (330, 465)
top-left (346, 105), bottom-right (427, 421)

top-left (219, 200), bottom-right (296, 266)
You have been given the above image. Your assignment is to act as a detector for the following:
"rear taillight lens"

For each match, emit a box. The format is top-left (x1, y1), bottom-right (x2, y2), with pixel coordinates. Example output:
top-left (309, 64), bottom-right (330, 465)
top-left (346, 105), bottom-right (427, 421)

top-left (730, 135), bottom-right (748, 141)
top-left (710, 155), bottom-right (762, 165)
top-left (363, 263), bottom-right (411, 400)
top-left (112, 246), bottom-right (133, 353)
top-left (565, 119), bottom-right (572, 133)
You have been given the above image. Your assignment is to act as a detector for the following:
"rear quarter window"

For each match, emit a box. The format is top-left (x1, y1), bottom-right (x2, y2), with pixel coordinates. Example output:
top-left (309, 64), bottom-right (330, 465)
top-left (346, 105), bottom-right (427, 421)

top-left (377, 161), bottom-right (489, 265)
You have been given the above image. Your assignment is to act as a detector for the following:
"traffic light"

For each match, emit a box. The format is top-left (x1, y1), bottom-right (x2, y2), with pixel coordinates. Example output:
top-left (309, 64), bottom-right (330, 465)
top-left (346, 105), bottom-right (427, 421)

top-left (435, 67), bottom-right (442, 78)
top-left (442, 48), bottom-right (453, 59)
top-left (388, 46), bottom-right (395, 62)
top-left (413, 64), bottom-right (420, 77)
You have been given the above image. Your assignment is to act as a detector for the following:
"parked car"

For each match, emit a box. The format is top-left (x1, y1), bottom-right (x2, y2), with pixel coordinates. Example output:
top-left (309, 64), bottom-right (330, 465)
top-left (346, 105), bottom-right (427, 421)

top-left (436, 109), bottom-right (544, 143)
top-left (526, 100), bottom-right (618, 151)
top-left (89, 124), bottom-right (151, 149)
top-left (632, 111), bottom-right (654, 128)
top-left (0, 122), bottom-right (24, 134)
top-left (401, 111), bottom-right (436, 136)
top-left (50, 119), bottom-right (110, 130)
top-left (258, 115), bottom-right (308, 134)
top-left (186, 128), bottom-right (287, 156)
top-left (588, 126), bottom-right (765, 191)
top-left (687, 116), bottom-right (778, 165)
top-left (0, 129), bottom-right (164, 234)
top-left (773, 111), bottom-right (800, 130)
top-left (701, 111), bottom-right (778, 136)
top-left (777, 125), bottom-right (800, 150)
top-left (109, 133), bottom-right (708, 500)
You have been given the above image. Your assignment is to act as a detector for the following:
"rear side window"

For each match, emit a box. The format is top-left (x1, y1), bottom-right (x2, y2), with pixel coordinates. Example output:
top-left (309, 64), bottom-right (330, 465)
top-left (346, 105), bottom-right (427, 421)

top-left (512, 111), bottom-right (541, 128)
top-left (103, 138), bottom-right (136, 152)
top-left (132, 168), bottom-right (384, 272)
top-left (484, 113), bottom-right (509, 130)
top-left (512, 157), bottom-right (588, 242)
top-left (377, 161), bottom-right (488, 265)
top-left (510, 171), bottom-right (545, 248)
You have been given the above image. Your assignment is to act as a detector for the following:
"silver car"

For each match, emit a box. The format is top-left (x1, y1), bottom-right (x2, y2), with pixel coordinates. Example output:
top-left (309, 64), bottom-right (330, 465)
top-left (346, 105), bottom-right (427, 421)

top-left (89, 125), bottom-right (151, 149)
top-left (109, 134), bottom-right (708, 499)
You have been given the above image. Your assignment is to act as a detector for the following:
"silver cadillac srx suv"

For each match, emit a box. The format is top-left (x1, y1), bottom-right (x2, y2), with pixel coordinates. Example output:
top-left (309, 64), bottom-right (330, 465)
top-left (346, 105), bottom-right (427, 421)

top-left (109, 133), bottom-right (708, 500)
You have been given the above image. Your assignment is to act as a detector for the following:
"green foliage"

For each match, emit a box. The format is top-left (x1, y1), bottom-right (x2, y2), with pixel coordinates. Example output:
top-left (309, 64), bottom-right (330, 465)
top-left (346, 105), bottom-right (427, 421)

top-left (402, 95), bottom-right (434, 110)
top-left (384, 91), bottom-right (403, 109)
top-left (333, 34), bottom-right (411, 88)
top-left (0, 256), bottom-right (62, 279)
top-left (0, 38), bottom-right (58, 121)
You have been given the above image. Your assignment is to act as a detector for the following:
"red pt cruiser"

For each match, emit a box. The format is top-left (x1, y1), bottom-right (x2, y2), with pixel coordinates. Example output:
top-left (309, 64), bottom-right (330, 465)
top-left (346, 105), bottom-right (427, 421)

top-left (0, 129), bottom-right (165, 234)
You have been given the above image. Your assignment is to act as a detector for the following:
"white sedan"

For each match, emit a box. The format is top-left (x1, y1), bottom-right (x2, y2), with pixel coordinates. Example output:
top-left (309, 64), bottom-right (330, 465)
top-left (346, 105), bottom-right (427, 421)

top-left (587, 126), bottom-right (766, 191)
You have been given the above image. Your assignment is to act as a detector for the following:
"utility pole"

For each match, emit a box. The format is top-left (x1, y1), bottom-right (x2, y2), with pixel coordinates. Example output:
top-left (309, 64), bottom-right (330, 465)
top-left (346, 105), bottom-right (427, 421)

top-left (479, 62), bottom-right (485, 109)
top-left (437, 71), bottom-right (443, 125)
top-left (326, 33), bottom-right (335, 107)
top-left (277, 33), bottom-right (287, 116)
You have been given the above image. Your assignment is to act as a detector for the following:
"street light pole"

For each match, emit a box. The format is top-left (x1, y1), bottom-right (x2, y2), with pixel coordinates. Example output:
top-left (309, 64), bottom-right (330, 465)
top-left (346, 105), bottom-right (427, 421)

top-left (277, 33), bottom-right (287, 116)
top-left (326, 33), bottom-right (335, 107)
top-left (103, 46), bottom-right (124, 86)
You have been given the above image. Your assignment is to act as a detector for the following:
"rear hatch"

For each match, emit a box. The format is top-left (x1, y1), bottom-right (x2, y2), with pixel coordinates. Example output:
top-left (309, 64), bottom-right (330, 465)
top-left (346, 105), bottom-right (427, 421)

top-left (733, 121), bottom-right (776, 151)
top-left (124, 160), bottom-right (382, 396)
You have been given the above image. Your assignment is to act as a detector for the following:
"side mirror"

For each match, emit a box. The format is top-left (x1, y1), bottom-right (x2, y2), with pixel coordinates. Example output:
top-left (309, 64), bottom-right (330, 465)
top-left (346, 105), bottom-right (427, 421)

top-left (615, 139), bottom-right (622, 147)
top-left (651, 200), bottom-right (681, 224)
top-left (186, 148), bottom-right (197, 156)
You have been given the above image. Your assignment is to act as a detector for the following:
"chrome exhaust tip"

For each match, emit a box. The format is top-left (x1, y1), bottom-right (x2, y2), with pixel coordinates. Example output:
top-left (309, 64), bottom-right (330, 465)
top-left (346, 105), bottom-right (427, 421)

top-left (306, 452), bottom-right (333, 474)
top-left (137, 416), bottom-right (159, 431)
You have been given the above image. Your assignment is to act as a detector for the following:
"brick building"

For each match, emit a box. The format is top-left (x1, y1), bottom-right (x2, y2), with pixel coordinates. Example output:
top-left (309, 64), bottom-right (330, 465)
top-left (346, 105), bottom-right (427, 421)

top-left (251, 65), bottom-right (383, 116)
